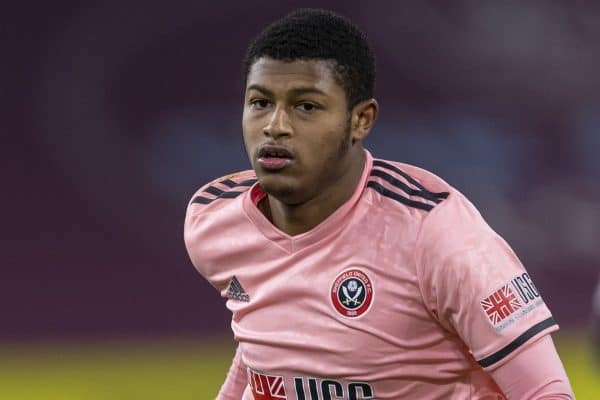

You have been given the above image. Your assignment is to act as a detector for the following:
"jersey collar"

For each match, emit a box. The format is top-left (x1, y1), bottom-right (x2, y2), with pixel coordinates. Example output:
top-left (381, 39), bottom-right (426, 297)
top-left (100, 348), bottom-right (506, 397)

top-left (242, 150), bottom-right (373, 253)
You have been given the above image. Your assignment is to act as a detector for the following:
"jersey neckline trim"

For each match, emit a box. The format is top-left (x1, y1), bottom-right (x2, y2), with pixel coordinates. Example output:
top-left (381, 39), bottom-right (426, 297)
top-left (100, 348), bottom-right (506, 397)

top-left (241, 150), bottom-right (373, 253)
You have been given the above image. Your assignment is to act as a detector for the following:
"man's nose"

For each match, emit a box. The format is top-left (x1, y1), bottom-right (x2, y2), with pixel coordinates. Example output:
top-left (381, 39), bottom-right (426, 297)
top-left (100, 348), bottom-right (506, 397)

top-left (263, 106), bottom-right (292, 139)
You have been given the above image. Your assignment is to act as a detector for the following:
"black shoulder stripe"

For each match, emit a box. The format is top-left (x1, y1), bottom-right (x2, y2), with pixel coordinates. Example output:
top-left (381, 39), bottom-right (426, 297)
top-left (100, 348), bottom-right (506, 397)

top-left (191, 196), bottom-right (212, 205)
top-left (219, 191), bottom-right (246, 199)
top-left (367, 181), bottom-right (434, 211)
top-left (204, 186), bottom-right (225, 196)
top-left (220, 179), bottom-right (237, 188)
top-left (237, 179), bottom-right (258, 187)
top-left (192, 178), bottom-right (258, 205)
top-left (370, 169), bottom-right (443, 204)
top-left (217, 178), bottom-right (256, 188)
top-left (477, 317), bottom-right (557, 368)
top-left (373, 160), bottom-right (449, 200)
top-left (191, 190), bottom-right (246, 205)
top-left (202, 178), bottom-right (257, 196)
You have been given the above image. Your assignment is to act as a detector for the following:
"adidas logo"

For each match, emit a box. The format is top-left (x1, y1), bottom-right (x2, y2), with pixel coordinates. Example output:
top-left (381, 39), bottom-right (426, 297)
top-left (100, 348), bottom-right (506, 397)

top-left (226, 276), bottom-right (250, 302)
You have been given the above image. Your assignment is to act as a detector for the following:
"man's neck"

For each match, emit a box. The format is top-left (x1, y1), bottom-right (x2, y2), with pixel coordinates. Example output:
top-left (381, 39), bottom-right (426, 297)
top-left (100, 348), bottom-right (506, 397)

top-left (262, 150), bottom-right (366, 236)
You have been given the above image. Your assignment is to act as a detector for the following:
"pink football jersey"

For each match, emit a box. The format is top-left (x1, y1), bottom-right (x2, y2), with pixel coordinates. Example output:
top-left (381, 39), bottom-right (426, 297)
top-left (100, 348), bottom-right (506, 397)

top-left (184, 150), bottom-right (558, 399)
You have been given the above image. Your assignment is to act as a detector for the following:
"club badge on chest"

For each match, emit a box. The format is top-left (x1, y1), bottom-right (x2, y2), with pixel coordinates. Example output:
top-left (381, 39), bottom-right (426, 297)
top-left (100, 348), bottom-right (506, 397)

top-left (330, 268), bottom-right (374, 318)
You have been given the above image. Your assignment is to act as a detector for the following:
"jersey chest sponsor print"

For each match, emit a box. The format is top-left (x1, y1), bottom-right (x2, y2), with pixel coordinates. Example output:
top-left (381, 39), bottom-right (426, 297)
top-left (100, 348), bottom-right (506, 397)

top-left (248, 368), bottom-right (374, 400)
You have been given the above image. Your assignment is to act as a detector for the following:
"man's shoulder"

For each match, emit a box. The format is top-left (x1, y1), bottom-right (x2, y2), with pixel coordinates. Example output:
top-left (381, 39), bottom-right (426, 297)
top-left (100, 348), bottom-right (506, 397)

top-left (367, 157), bottom-right (454, 213)
top-left (374, 159), bottom-right (454, 193)
top-left (187, 169), bottom-right (257, 211)
top-left (396, 159), bottom-right (492, 261)
top-left (184, 170), bottom-right (257, 281)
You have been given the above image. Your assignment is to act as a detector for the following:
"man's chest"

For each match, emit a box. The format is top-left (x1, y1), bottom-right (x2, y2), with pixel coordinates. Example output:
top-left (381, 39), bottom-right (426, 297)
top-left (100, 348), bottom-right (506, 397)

top-left (221, 235), bottom-right (449, 388)
top-left (196, 209), bottom-right (477, 399)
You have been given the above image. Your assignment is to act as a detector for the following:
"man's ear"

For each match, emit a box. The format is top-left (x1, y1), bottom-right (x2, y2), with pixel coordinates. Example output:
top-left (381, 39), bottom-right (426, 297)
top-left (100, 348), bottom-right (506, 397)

top-left (350, 99), bottom-right (379, 144)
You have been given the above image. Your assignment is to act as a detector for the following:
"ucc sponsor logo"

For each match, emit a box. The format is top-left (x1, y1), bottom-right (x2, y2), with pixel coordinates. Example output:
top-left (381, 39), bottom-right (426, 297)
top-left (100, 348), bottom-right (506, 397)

top-left (293, 377), bottom-right (374, 400)
top-left (247, 368), bottom-right (374, 399)
top-left (480, 272), bottom-right (545, 329)
top-left (510, 272), bottom-right (540, 304)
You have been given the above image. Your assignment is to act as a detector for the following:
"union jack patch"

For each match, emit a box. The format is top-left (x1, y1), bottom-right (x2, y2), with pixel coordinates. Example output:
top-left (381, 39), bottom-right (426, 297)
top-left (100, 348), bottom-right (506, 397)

top-left (481, 284), bottom-right (523, 326)
top-left (248, 368), bottom-right (287, 399)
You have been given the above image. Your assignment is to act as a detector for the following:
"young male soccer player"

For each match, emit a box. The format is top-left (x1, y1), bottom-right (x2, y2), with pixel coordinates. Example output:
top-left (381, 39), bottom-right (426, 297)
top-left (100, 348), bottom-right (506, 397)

top-left (184, 9), bottom-right (574, 399)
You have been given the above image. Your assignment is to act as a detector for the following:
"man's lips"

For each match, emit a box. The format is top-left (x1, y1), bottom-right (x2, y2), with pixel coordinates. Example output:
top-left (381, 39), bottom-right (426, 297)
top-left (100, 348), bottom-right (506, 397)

top-left (257, 145), bottom-right (295, 159)
top-left (258, 157), bottom-right (292, 170)
top-left (256, 144), bottom-right (295, 171)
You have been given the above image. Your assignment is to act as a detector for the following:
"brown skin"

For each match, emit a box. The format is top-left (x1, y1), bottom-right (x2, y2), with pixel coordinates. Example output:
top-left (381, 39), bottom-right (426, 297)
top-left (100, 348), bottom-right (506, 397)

top-left (242, 57), bottom-right (378, 236)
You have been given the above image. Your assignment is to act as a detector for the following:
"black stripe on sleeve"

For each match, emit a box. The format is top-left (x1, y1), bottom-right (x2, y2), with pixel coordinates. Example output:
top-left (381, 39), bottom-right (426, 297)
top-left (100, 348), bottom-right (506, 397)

top-left (220, 179), bottom-right (237, 188)
top-left (367, 181), bottom-right (434, 211)
top-left (204, 186), bottom-right (225, 196)
top-left (237, 179), bottom-right (258, 187)
top-left (370, 169), bottom-right (443, 204)
top-left (373, 160), bottom-right (449, 200)
top-left (217, 178), bottom-right (256, 188)
top-left (191, 196), bottom-right (212, 204)
top-left (477, 317), bottom-right (557, 368)
top-left (192, 191), bottom-right (246, 204)
top-left (219, 191), bottom-right (246, 199)
top-left (191, 178), bottom-right (258, 205)
top-left (202, 178), bottom-right (257, 196)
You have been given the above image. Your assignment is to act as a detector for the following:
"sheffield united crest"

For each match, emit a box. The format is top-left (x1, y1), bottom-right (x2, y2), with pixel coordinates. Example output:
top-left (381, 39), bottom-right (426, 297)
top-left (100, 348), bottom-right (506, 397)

top-left (330, 268), bottom-right (374, 318)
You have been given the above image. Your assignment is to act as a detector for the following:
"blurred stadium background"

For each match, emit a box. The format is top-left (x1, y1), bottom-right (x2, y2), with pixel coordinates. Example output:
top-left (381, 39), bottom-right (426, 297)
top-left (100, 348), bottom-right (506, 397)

top-left (3, 1), bottom-right (600, 398)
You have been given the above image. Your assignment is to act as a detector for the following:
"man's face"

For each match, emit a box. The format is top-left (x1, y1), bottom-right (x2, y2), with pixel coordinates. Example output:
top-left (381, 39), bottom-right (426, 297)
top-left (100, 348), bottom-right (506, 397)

top-left (243, 57), bottom-right (355, 205)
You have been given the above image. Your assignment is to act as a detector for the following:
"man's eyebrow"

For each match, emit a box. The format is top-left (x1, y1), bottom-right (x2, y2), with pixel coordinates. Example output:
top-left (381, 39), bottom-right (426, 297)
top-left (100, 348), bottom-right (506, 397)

top-left (246, 85), bottom-right (327, 97)
top-left (288, 87), bottom-right (327, 96)
top-left (246, 84), bottom-right (273, 96)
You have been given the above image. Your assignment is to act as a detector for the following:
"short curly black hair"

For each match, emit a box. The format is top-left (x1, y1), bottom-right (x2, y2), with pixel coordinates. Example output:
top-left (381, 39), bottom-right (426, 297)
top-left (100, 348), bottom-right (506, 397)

top-left (243, 8), bottom-right (375, 109)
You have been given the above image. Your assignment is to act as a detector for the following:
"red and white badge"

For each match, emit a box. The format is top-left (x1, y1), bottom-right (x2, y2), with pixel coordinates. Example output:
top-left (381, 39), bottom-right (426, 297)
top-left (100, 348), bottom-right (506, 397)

top-left (330, 268), bottom-right (374, 318)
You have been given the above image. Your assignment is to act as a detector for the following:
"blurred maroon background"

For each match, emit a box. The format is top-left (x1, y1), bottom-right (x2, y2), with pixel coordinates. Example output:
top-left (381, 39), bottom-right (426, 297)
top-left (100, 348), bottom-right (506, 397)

top-left (3, 1), bottom-right (600, 341)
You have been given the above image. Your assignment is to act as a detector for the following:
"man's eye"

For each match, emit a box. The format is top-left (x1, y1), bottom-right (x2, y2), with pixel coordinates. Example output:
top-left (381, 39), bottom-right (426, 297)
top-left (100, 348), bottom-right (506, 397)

top-left (251, 99), bottom-right (270, 109)
top-left (298, 103), bottom-right (317, 112)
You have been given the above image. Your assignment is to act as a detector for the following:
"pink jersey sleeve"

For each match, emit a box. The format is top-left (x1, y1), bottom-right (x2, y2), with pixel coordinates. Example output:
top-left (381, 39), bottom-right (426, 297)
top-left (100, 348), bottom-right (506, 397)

top-left (184, 170), bottom-right (257, 291)
top-left (415, 190), bottom-right (558, 370)
top-left (216, 345), bottom-right (248, 400)
top-left (490, 335), bottom-right (574, 399)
